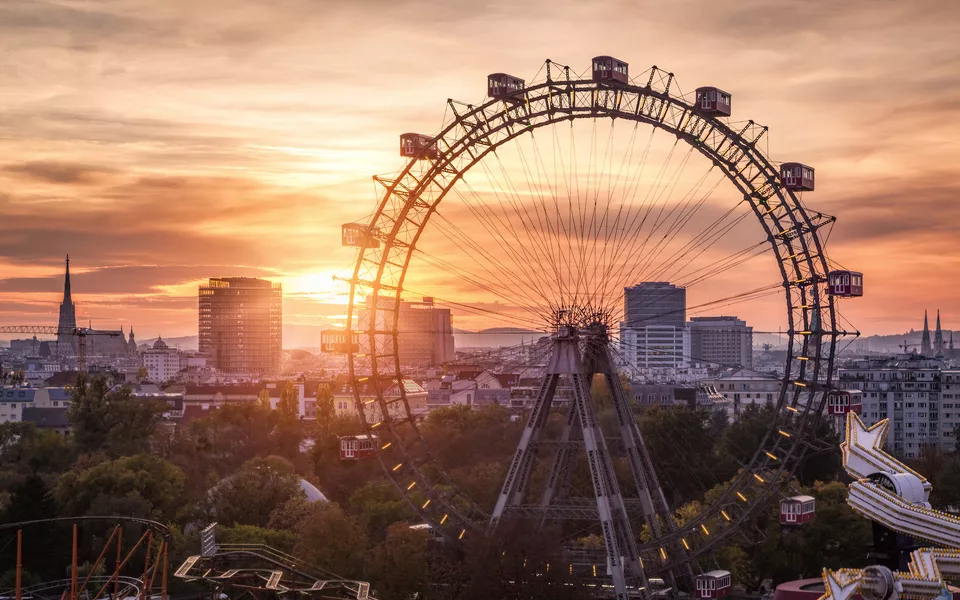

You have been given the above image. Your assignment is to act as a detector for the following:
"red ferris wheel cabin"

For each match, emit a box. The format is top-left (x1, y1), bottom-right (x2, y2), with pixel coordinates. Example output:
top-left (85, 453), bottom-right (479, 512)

top-left (780, 162), bottom-right (815, 191)
top-left (592, 56), bottom-right (629, 83)
top-left (827, 390), bottom-right (863, 415)
top-left (488, 73), bottom-right (525, 100)
top-left (696, 571), bottom-right (732, 599)
top-left (400, 133), bottom-right (439, 160)
top-left (780, 495), bottom-right (816, 525)
top-left (827, 270), bottom-right (864, 297)
top-left (695, 87), bottom-right (732, 117)
top-left (340, 434), bottom-right (379, 460)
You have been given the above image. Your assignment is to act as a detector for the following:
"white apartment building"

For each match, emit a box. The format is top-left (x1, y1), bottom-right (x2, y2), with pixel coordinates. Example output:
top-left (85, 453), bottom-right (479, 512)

top-left (838, 356), bottom-right (956, 459)
top-left (0, 387), bottom-right (36, 423)
top-left (699, 369), bottom-right (783, 420)
top-left (620, 325), bottom-right (690, 375)
top-left (142, 337), bottom-right (182, 383)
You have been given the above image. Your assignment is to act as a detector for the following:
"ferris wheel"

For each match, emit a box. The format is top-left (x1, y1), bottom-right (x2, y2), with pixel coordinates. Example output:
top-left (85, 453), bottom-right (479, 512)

top-left (343, 55), bottom-right (858, 599)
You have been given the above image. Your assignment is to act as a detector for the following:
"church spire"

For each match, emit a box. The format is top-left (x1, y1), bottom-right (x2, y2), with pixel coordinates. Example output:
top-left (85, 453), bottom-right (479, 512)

top-left (63, 254), bottom-right (72, 303)
top-left (57, 254), bottom-right (78, 352)
top-left (922, 310), bottom-right (933, 356)
top-left (935, 310), bottom-right (945, 356)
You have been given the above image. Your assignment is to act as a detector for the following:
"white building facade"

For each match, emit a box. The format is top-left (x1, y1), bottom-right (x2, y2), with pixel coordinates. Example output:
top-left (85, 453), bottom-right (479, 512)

top-left (838, 356), bottom-right (957, 459)
top-left (142, 337), bottom-right (182, 383)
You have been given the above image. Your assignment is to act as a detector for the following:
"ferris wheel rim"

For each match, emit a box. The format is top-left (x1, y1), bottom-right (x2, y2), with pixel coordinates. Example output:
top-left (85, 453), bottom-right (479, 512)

top-left (344, 61), bottom-right (840, 572)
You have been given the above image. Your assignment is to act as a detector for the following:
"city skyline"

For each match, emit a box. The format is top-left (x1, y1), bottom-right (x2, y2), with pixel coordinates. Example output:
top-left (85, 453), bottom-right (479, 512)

top-left (2, 0), bottom-right (960, 336)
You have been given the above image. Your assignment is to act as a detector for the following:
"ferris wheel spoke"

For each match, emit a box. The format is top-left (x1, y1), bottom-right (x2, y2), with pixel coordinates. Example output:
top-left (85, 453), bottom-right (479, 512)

top-left (598, 142), bottom-right (691, 306)
top-left (629, 168), bottom-right (720, 283)
top-left (641, 189), bottom-right (748, 285)
top-left (600, 138), bottom-right (682, 294)
top-left (529, 130), bottom-right (572, 303)
top-left (410, 248), bottom-right (550, 327)
top-left (450, 174), bottom-right (558, 313)
top-left (606, 165), bottom-right (721, 295)
top-left (653, 208), bottom-right (757, 287)
top-left (429, 209), bottom-right (554, 315)
top-left (469, 153), bottom-right (562, 306)
top-left (597, 123), bottom-right (643, 309)
top-left (492, 141), bottom-right (568, 298)
top-left (586, 120), bottom-right (625, 313)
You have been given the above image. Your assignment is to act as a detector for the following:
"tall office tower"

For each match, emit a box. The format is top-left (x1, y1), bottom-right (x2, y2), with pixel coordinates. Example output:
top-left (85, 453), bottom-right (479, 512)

top-left (198, 277), bottom-right (282, 375)
top-left (620, 282), bottom-right (688, 372)
top-left (688, 316), bottom-right (753, 369)
top-left (623, 282), bottom-right (686, 328)
top-left (365, 296), bottom-right (455, 367)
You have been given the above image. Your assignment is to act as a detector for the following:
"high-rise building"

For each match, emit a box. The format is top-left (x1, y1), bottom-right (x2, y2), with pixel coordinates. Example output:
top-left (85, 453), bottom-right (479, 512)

top-left (198, 277), bottom-right (282, 375)
top-left (57, 255), bottom-right (77, 353)
top-left (688, 316), bottom-right (753, 369)
top-left (365, 296), bottom-right (455, 367)
top-left (623, 282), bottom-right (686, 328)
top-left (620, 282), bottom-right (688, 374)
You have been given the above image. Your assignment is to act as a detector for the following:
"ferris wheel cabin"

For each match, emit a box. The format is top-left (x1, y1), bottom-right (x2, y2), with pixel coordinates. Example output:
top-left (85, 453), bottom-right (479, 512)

top-left (488, 73), bottom-right (525, 100)
top-left (400, 133), bottom-right (439, 160)
top-left (827, 390), bottom-right (863, 415)
top-left (695, 87), bottom-right (732, 117)
top-left (592, 56), bottom-right (629, 83)
top-left (340, 434), bottom-right (379, 460)
top-left (696, 571), bottom-right (732, 599)
top-left (341, 223), bottom-right (380, 248)
top-left (827, 270), bottom-right (864, 297)
top-left (780, 495), bottom-right (816, 525)
top-left (780, 162), bottom-right (815, 192)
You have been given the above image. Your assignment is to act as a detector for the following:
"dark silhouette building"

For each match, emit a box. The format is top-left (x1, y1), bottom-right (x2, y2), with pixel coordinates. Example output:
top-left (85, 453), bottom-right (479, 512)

top-left (57, 255), bottom-right (77, 354)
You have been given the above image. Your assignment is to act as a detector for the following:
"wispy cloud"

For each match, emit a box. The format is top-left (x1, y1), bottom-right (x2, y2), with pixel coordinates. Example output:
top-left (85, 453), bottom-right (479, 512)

top-left (1, 0), bottom-right (959, 335)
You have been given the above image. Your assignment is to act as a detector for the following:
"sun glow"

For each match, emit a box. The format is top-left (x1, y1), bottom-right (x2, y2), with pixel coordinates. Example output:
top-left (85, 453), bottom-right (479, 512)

top-left (282, 271), bottom-right (350, 305)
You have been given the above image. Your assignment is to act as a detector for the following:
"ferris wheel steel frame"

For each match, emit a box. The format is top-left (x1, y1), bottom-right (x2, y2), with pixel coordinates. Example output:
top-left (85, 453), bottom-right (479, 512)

top-left (346, 59), bottom-right (846, 591)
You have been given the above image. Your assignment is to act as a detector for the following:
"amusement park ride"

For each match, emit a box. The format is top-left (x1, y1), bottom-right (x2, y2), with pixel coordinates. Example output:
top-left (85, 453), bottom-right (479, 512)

top-left (340, 53), bottom-right (870, 599)
top-left (6, 54), bottom-right (945, 600)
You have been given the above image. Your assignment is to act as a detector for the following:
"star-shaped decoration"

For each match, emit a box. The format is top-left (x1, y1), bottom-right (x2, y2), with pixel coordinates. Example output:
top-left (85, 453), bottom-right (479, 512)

top-left (842, 412), bottom-right (928, 484)
top-left (819, 568), bottom-right (862, 600)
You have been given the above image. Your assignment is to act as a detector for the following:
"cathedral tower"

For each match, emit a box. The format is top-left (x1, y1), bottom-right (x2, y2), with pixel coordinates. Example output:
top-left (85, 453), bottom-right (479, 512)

top-left (57, 255), bottom-right (78, 353)
top-left (935, 310), bottom-right (945, 356)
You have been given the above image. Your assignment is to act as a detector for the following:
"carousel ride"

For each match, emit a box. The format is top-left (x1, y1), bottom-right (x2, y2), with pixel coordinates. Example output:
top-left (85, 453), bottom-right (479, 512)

top-left (341, 55), bottom-right (863, 599)
top-left (818, 413), bottom-right (960, 600)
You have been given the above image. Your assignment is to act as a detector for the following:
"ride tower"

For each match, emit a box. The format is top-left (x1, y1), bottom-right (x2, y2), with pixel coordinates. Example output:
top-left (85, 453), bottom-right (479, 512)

top-left (488, 309), bottom-right (692, 596)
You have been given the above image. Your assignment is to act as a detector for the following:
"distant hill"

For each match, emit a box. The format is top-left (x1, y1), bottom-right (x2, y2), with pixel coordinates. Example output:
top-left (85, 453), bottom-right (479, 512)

top-left (455, 327), bottom-right (545, 348)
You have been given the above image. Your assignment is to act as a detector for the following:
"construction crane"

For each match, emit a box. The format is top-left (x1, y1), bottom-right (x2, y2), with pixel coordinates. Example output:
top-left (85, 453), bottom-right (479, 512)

top-left (898, 340), bottom-right (919, 354)
top-left (0, 325), bottom-right (123, 373)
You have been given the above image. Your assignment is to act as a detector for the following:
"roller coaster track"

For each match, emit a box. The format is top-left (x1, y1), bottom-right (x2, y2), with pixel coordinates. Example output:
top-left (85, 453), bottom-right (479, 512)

top-left (175, 542), bottom-right (370, 600)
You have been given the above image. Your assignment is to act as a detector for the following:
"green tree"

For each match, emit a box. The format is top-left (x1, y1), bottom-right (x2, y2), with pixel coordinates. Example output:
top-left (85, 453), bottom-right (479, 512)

top-left (347, 480), bottom-right (414, 536)
top-left (277, 382), bottom-right (300, 419)
top-left (639, 405), bottom-right (722, 505)
top-left (208, 455), bottom-right (305, 528)
top-left (68, 374), bottom-right (166, 457)
top-left (257, 389), bottom-right (272, 410)
top-left (55, 454), bottom-right (185, 521)
top-left (367, 523), bottom-right (429, 600)
top-left (294, 503), bottom-right (368, 579)
top-left (316, 385), bottom-right (335, 431)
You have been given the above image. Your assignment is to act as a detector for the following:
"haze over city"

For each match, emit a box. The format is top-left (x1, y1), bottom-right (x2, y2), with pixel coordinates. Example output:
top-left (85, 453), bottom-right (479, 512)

top-left (2, 0), bottom-right (959, 337)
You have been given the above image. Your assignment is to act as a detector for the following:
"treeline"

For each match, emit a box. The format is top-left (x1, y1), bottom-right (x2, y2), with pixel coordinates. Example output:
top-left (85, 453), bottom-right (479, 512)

top-left (4, 373), bottom-right (945, 596)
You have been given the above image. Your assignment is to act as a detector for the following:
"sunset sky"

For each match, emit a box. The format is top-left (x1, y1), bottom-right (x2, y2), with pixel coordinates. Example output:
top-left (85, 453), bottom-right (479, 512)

top-left (1, 0), bottom-right (959, 342)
